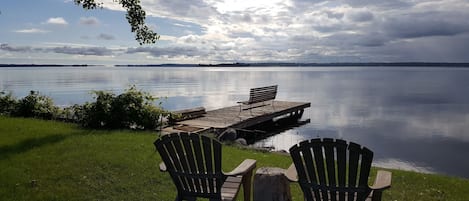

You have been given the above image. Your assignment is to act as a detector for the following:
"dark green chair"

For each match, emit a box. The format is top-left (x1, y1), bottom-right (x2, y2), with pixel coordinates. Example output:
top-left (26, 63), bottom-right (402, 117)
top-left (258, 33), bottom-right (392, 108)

top-left (154, 133), bottom-right (256, 201)
top-left (285, 138), bottom-right (392, 201)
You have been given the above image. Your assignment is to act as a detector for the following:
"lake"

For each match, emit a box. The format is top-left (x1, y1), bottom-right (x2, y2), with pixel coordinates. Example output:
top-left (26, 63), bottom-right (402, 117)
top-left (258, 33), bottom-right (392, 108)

top-left (1, 66), bottom-right (469, 178)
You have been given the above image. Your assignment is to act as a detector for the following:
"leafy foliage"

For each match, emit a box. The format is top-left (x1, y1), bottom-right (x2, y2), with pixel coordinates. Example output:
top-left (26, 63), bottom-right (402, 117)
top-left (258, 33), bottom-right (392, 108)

top-left (0, 91), bottom-right (17, 115)
top-left (72, 86), bottom-right (168, 129)
top-left (14, 91), bottom-right (60, 119)
top-left (0, 87), bottom-right (168, 130)
top-left (74, 0), bottom-right (160, 45)
top-left (71, 90), bottom-right (114, 128)
top-left (0, 91), bottom-right (60, 119)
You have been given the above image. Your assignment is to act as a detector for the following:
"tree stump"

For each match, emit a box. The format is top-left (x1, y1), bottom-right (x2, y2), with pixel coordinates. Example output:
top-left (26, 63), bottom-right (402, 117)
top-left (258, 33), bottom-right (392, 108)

top-left (253, 167), bottom-right (292, 201)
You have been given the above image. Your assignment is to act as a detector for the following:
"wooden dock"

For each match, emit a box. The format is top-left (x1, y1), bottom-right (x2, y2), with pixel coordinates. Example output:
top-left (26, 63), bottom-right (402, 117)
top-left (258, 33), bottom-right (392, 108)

top-left (163, 101), bottom-right (310, 134)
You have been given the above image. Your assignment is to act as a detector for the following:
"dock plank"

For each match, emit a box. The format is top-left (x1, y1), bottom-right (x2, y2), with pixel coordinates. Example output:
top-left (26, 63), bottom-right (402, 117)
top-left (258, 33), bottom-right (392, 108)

top-left (165, 101), bottom-right (310, 133)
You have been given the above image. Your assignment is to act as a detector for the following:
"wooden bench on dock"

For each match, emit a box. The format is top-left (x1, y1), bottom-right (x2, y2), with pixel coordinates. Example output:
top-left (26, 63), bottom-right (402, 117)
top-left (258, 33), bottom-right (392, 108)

top-left (237, 85), bottom-right (278, 113)
top-left (168, 107), bottom-right (206, 125)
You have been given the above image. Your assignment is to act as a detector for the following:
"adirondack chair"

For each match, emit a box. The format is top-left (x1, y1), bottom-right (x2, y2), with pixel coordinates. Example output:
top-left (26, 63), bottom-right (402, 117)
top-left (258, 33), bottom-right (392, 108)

top-left (285, 138), bottom-right (392, 201)
top-left (154, 133), bottom-right (257, 201)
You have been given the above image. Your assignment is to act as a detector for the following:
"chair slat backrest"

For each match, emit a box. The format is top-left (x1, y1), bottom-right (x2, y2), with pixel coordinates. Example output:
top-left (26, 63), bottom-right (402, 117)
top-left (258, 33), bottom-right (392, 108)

top-left (155, 133), bottom-right (225, 200)
top-left (289, 138), bottom-right (373, 201)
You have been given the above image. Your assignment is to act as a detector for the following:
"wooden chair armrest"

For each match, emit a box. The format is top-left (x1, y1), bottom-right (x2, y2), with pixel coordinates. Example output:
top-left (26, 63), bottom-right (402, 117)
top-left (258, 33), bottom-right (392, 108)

top-left (159, 162), bottom-right (167, 172)
top-left (284, 163), bottom-right (298, 182)
top-left (370, 170), bottom-right (392, 190)
top-left (225, 159), bottom-right (257, 176)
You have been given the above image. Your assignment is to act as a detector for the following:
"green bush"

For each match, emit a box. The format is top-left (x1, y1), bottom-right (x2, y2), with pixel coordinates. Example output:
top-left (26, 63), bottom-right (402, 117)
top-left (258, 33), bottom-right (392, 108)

top-left (72, 86), bottom-right (168, 130)
top-left (1, 90), bottom-right (60, 119)
top-left (72, 90), bottom-right (115, 128)
top-left (1, 87), bottom-right (168, 130)
top-left (0, 91), bottom-right (17, 115)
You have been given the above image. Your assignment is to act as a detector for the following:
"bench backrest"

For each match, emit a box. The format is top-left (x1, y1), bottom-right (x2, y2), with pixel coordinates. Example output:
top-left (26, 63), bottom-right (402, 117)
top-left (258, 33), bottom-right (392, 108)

top-left (248, 85), bottom-right (277, 104)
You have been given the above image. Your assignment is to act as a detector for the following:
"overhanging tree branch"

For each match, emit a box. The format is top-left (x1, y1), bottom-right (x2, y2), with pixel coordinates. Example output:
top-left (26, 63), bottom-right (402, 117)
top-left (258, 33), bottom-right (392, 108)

top-left (74, 0), bottom-right (160, 45)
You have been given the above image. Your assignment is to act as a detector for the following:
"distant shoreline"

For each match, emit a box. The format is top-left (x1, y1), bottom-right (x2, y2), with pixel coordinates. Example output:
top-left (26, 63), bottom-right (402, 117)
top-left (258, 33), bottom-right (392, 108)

top-left (0, 64), bottom-right (94, 67)
top-left (2, 62), bottom-right (469, 68)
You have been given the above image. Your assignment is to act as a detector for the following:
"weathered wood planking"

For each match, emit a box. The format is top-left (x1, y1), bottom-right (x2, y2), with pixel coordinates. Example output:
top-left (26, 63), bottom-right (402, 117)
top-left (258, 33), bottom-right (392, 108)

top-left (172, 101), bottom-right (310, 131)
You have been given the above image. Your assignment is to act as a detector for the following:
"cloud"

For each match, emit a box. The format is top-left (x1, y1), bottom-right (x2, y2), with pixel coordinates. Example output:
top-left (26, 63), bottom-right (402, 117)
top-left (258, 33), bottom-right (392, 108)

top-left (384, 16), bottom-right (469, 39)
top-left (173, 23), bottom-right (191, 28)
top-left (1, 43), bottom-right (207, 59)
top-left (338, 0), bottom-right (411, 8)
top-left (51, 46), bottom-right (113, 56)
top-left (97, 33), bottom-right (115, 40)
top-left (126, 46), bottom-right (205, 57)
top-left (79, 17), bottom-right (100, 25)
top-left (148, 0), bottom-right (218, 24)
top-left (7, 0), bottom-right (469, 63)
top-left (346, 10), bottom-right (374, 22)
top-left (0, 43), bottom-right (114, 56)
top-left (324, 33), bottom-right (388, 47)
top-left (0, 44), bottom-right (33, 52)
top-left (45, 17), bottom-right (68, 25)
top-left (14, 28), bottom-right (49, 34)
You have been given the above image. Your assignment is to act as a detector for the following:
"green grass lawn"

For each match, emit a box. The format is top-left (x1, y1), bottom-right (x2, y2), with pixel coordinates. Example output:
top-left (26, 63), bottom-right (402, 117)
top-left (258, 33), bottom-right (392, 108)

top-left (1, 116), bottom-right (469, 200)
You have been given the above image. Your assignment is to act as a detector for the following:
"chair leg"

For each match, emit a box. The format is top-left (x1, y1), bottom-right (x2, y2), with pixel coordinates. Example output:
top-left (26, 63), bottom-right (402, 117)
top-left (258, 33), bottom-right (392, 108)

top-left (242, 172), bottom-right (253, 201)
top-left (175, 195), bottom-right (196, 201)
top-left (371, 190), bottom-right (383, 201)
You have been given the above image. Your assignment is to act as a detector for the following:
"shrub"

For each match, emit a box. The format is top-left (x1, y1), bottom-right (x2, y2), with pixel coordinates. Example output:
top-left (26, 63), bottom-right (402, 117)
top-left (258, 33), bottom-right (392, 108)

top-left (140, 104), bottom-right (167, 129)
top-left (56, 106), bottom-right (76, 122)
top-left (0, 91), bottom-right (17, 115)
top-left (13, 91), bottom-right (59, 119)
top-left (72, 86), bottom-right (168, 130)
top-left (1, 87), bottom-right (168, 130)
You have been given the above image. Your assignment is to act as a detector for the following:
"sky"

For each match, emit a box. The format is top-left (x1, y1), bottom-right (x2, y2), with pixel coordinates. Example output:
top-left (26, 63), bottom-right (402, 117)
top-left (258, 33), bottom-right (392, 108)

top-left (1, 0), bottom-right (469, 64)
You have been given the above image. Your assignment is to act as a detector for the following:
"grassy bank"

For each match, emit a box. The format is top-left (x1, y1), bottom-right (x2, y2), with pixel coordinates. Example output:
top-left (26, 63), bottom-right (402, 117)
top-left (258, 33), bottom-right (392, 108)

top-left (1, 116), bottom-right (468, 200)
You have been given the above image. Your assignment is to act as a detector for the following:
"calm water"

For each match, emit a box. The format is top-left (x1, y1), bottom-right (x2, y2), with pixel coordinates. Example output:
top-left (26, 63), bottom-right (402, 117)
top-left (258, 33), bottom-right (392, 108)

top-left (1, 66), bottom-right (469, 178)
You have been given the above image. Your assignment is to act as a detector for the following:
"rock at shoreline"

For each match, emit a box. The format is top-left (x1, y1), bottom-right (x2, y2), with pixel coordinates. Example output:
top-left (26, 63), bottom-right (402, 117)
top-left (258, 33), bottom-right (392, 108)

top-left (218, 128), bottom-right (237, 141)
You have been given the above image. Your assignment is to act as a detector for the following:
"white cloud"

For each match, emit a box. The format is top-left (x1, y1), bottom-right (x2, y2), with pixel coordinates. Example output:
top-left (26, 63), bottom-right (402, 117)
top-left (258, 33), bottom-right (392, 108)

top-left (14, 28), bottom-right (49, 33)
top-left (346, 9), bottom-right (374, 22)
top-left (97, 33), bottom-right (115, 40)
top-left (8, 0), bottom-right (469, 63)
top-left (79, 17), bottom-right (100, 25)
top-left (173, 23), bottom-right (191, 28)
top-left (46, 17), bottom-right (68, 25)
top-left (0, 43), bottom-right (115, 56)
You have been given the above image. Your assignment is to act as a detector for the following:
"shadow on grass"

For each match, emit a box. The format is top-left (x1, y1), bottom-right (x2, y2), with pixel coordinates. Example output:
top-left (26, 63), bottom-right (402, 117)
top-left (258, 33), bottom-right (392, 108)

top-left (0, 128), bottom-right (158, 160)
top-left (0, 134), bottom-right (68, 160)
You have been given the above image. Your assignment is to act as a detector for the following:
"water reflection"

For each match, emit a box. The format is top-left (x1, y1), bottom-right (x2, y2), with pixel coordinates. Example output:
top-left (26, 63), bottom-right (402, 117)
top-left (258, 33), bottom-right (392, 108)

top-left (373, 158), bottom-right (435, 174)
top-left (1, 66), bottom-right (469, 178)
